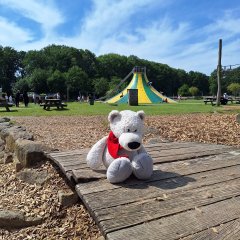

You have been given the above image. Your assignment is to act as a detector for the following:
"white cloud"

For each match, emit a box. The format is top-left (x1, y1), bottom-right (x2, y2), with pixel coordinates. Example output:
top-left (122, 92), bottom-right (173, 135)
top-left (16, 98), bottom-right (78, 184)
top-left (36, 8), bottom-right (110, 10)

top-left (0, 0), bottom-right (64, 37)
top-left (1, 0), bottom-right (240, 75)
top-left (0, 17), bottom-right (33, 47)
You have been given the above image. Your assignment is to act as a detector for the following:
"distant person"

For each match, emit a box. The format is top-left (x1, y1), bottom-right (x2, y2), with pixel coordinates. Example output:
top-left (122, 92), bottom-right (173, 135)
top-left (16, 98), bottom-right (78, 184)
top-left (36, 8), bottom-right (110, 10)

top-left (56, 92), bottom-right (61, 99)
top-left (77, 95), bottom-right (81, 102)
top-left (8, 95), bottom-right (13, 103)
top-left (23, 91), bottom-right (29, 107)
top-left (32, 92), bottom-right (36, 104)
top-left (223, 93), bottom-right (229, 100)
top-left (15, 90), bottom-right (20, 107)
top-left (4, 94), bottom-right (8, 102)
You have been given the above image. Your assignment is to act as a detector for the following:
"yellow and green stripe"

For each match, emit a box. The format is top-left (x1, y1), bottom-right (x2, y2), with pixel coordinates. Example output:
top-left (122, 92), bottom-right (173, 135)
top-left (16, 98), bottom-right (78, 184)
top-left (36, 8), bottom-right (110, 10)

top-left (106, 71), bottom-right (176, 104)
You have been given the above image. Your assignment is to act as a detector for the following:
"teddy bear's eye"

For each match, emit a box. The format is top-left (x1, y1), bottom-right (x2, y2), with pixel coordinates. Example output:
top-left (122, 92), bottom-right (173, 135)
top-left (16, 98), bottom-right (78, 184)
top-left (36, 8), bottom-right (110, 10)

top-left (134, 129), bottom-right (137, 132)
top-left (127, 129), bottom-right (130, 132)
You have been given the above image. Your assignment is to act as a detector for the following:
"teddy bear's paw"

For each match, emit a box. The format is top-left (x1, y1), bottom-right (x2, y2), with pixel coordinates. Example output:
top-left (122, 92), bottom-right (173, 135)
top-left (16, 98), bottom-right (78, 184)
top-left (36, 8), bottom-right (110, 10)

top-left (132, 153), bottom-right (153, 180)
top-left (107, 158), bottom-right (132, 183)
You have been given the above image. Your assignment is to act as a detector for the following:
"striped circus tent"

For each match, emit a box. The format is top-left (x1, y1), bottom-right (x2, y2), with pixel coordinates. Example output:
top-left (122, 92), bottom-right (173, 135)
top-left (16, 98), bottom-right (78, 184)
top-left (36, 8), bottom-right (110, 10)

top-left (106, 67), bottom-right (176, 104)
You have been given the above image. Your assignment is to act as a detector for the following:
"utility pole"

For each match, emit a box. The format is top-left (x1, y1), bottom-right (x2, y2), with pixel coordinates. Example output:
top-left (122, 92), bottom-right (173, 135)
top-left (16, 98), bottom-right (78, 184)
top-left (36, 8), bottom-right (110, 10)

top-left (216, 39), bottom-right (222, 106)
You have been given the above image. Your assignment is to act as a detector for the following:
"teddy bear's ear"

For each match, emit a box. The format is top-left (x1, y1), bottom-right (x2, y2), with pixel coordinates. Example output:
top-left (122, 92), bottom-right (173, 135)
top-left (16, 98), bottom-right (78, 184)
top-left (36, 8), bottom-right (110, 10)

top-left (137, 110), bottom-right (145, 121)
top-left (108, 110), bottom-right (120, 122)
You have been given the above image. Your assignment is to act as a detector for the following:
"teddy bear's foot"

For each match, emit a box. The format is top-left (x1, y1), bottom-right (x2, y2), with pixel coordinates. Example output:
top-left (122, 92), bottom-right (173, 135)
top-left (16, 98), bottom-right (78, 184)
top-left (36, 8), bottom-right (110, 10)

top-left (107, 157), bottom-right (132, 183)
top-left (132, 153), bottom-right (153, 180)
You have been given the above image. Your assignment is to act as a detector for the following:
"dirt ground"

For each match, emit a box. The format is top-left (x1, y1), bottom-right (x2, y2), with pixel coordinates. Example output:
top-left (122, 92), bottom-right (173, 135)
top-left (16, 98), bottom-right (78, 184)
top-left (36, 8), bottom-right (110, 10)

top-left (0, 112), bottom-right (239, 239)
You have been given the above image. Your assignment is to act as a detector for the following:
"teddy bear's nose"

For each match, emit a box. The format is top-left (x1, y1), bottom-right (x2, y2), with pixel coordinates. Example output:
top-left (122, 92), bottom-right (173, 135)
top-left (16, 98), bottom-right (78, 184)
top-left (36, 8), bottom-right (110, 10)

top-left (128, 142), bottom-right (140, 149)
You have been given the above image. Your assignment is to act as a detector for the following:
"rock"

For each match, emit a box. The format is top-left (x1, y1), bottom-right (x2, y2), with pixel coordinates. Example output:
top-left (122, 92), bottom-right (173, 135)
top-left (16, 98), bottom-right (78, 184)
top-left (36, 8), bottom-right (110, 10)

top-left (0, 210), bottom-right (43, 229)
top-left (0, 117), bottom-right (10, 123)
top-left (0, 140), bottom-right (5, 151)
top-left (0, 125), bottom-right (34, 152)
top-left (236, 114), bottom-right (240, 123)
top-left (14, 158), bottom-right (23, 172)
top-left (0, 138), bottom-right (5, 146)
top-left (0, 121), bottom-right (12, 133)
top-left (0, 151), bottom-right (4, 160)
top-left (3, 152), bottom-right (13, 164)
top-left (15, 139), bottom-right (48, 168)
top-left (16, 169), bottom-right (48, 185)
top-left (58, 190), bottom-right (79, 208)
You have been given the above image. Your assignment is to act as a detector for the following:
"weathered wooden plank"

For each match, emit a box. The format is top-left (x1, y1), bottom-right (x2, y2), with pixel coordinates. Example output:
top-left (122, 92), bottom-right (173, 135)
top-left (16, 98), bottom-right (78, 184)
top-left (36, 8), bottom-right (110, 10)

top-left (76, 164), bottom-right (240, 210)
top-left (72, 169), bottom-right (106, 182)
top-left (73, 152), bottom-right (239, 183)
top-left (182, 218), bottom-right (240, 240)
top-left (95, 178), bottom-right (240, 233)
top-left (144, 141), bottom-right (223, 149)
top-left (107, 196), bottom-right (240, 240)
top-left (56, 157), bottom-right (83, 166)
top-left (46, 142), bottom-right (240, 240)
top-left (48, 154), bottom-right (85, 164)
top-left (62, 164), bottom-right (86, 171)
top-left (76, 152), bottom-right (240, 194)
top-left (48, 142), bottom-right (236, 182)
top-left (153, 147), bottom-right (236, 164)
top-left (49, 149), bottom-right (89, 157)
top-left (149, 144), bottom-right (231, 156)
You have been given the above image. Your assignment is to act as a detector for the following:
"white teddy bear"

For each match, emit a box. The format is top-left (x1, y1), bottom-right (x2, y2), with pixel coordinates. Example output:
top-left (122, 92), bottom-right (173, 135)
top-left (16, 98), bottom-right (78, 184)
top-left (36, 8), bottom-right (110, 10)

top-left (86, 110), bottom-right (153, 183)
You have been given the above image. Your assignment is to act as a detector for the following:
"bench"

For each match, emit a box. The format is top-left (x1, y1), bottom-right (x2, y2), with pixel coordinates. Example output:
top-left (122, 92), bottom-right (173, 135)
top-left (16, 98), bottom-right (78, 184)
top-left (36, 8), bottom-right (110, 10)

top-left (204, 100), bottom-right (214, 105)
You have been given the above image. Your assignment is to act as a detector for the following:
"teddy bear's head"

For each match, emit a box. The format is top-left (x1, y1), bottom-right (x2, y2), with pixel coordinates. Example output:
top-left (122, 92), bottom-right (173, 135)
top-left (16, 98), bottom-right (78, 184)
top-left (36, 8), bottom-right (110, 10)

top-left (108, 110), bottom-right (145, 151)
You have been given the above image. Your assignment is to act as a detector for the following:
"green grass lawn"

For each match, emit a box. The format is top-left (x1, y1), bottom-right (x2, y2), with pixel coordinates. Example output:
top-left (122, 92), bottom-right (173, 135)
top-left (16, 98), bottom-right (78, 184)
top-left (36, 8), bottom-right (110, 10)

top-left (0, 100), bottom-right (233, 117)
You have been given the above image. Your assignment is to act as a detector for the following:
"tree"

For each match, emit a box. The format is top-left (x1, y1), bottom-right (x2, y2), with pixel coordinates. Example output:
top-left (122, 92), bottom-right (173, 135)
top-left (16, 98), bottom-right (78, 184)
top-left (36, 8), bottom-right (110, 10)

top-left (23, 50), bottom-right (48, 74)
top-left (188, 71), bottom-right (209, 95)
top-left (0, 46), bottom-right (22, 93)
top-left (189, 86), bottom-right (199, 97)
top-left (93, 78), bottom-right (109, 97)
top-left (28, 68), bottom-right (50, 93)
top-left (97, 53), bottom-right (129, 79)
top-left (227, 83), bottom-right (240, 97)
top-left (47, 70), bottom-right (66, 93)
top-left (209, 70), bottom-right (217, 95)
top-left (13, 78), bottom-right (29, 93)
top-left (65, 66), bottom-right (90, 98)
top-left (178, 84), bottom-right (189, 96)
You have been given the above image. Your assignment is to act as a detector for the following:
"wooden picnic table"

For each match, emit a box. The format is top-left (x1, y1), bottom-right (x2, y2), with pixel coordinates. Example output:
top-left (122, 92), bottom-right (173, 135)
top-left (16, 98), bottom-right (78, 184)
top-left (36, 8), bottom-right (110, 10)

top-left (47, 141), bottom-right (240, 240)
top-left (41, 99), bottom-right (67, 110)
top-left (204, 97), bottom-right (234, 105)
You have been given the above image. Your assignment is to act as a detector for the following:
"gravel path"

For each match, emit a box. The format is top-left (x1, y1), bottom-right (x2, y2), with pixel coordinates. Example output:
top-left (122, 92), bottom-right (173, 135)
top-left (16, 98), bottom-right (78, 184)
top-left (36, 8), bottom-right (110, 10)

top-left (0, 113), bottom-right (239, 239)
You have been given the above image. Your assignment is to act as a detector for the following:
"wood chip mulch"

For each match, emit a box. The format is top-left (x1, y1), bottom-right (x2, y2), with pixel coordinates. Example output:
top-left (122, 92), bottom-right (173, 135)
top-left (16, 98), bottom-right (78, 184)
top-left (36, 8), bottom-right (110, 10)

top-left (0, 113), bottom-right (239, 239)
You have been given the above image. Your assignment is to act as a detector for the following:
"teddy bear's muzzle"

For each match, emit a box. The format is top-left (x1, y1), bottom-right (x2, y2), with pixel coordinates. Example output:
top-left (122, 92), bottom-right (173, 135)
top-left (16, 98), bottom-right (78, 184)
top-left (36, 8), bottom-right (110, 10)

top-left (128, 142), bottom-right (141, 150)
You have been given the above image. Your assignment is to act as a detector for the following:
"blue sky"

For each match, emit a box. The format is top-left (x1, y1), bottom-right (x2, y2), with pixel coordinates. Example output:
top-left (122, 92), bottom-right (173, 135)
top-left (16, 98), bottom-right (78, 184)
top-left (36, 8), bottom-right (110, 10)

top-left (0, 0), bottom-right (240, 75)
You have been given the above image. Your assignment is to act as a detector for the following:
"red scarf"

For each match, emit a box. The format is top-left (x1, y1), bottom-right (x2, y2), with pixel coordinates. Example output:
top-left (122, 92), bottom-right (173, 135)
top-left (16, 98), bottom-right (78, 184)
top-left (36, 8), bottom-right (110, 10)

top-left (107, 131), bottom-right (128, 159)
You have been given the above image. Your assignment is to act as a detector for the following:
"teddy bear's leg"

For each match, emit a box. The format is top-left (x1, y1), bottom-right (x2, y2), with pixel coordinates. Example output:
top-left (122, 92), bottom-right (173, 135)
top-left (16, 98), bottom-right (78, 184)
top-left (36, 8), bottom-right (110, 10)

top-left (132, 153), bottom-right (153, 180)
top-left (107, 157), bottom-right (132, 183)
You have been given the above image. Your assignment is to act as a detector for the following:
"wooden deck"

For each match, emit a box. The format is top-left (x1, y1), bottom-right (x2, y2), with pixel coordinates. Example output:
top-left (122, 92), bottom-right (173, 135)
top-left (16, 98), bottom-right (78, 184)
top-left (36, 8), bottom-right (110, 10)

top-left (48, 141), bottom-right (240, 240)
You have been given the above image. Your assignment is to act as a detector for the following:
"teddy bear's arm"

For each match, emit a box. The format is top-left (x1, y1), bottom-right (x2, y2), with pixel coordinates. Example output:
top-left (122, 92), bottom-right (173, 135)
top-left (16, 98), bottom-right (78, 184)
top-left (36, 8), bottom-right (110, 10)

top-left (86, 136), bottom-right (108, 170)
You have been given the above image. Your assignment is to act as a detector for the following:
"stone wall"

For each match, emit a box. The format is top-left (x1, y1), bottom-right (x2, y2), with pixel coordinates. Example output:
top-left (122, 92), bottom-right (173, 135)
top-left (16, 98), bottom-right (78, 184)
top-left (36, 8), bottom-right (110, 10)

top-left (0, 117), bottom-right (49, 170)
